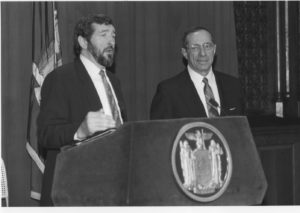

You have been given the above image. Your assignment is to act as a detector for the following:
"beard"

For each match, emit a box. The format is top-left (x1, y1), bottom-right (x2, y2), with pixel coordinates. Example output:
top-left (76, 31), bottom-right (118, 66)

top-left (88, 43), bottom-right (114, 67)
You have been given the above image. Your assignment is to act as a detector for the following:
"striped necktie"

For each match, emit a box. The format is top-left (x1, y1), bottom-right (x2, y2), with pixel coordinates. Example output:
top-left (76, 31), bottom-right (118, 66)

top-left (99, 69), bottom-right (122, 127)
top-left (203, 77), bottom-right (219, 118)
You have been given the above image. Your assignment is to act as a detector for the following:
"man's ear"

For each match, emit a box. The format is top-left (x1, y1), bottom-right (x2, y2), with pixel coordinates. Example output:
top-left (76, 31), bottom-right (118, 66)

top-left (78, 36), bottom-right (88, 50)
top-left (213, 44), bottom-right (217, 55)
top-left (181, 47), bottom-right (188, 60)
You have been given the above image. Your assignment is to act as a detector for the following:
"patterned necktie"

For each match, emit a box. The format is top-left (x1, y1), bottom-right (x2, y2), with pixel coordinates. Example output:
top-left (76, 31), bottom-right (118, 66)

top-left (99, 70), bottom-right (122, 127)
top-left (203, 77), bottom-right (219, 118)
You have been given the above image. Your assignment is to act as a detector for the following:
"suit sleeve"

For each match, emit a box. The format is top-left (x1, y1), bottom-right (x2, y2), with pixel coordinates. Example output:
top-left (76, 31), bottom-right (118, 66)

top-left (237, 80), bottom-right (245, 115)
top-left (150, 83), bottom-right (174, 120)
top-left (37, 72), bottom-right (81, 151)
top-left (230, 78), bottom-right (244, 116)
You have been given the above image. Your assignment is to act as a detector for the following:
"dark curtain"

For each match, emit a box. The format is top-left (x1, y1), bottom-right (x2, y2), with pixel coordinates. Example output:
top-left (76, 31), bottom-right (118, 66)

top-left (1, 2), bottom-right (38, 206)
top-left (57, 1), bottom-right (238, 121)
top-left (1, 1), bottom-right (238, 206)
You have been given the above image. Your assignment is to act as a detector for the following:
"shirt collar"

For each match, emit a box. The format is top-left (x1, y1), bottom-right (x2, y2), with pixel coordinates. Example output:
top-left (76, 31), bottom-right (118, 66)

top-left (187, 65), bottom-right (214, 84)
top-left (80, 54), bottom-right (106, 78)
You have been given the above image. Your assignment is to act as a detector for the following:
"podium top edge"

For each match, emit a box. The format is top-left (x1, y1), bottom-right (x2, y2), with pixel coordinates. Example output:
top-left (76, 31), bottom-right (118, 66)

top-left (124, 116), bottom-right (248, 125)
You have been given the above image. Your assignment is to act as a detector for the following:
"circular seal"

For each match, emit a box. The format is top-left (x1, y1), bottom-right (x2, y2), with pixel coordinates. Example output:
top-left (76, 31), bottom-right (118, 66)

top-left (171, 122), bottom-right (232, 202)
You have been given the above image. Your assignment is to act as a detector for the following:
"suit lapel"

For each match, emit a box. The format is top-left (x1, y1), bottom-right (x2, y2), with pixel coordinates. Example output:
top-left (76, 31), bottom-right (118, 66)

top-left (214, 71), bottom-right (225, 116)
top-left (74, 59), bottom-right (102, 111)
top-left (179, 71), bottom-right (207, 117)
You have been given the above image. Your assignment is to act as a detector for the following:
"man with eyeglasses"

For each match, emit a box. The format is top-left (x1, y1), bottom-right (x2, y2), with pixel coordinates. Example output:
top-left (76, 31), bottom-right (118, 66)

top-left (150, 26), bottom-right (243, 119)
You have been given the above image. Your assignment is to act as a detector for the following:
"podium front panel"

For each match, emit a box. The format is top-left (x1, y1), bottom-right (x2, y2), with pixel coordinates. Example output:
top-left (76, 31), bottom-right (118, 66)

top-left (52, 126), bottom-right (131, 206)
top-left (52, 116), bottom-right (267, 205)
top-left (128, 117), bottom-right (266, 205)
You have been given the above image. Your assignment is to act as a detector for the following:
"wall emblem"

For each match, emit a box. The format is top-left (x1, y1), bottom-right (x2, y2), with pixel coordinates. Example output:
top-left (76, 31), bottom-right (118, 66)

top-left (171, 122), bottom-right (232, 202)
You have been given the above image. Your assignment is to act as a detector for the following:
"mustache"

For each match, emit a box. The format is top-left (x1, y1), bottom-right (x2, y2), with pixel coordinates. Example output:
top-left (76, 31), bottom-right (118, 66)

top-left (104, 45), bottom-right (115, 52)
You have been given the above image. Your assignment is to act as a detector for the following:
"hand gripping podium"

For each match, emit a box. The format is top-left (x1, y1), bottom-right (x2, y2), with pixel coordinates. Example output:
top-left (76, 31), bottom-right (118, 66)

top-left (51, 116), bottom-right (267, 206)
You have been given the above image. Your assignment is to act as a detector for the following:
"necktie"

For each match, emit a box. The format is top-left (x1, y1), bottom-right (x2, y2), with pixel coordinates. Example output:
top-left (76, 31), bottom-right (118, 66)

top-left (203, 77), bottom-right (219, 118)
top-left (99, 70), bottom-right (123, 127)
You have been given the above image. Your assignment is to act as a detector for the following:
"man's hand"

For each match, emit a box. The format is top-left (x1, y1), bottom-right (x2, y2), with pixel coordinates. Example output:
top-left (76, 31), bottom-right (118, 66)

top-left (76, 109), bottom-right (116, 140)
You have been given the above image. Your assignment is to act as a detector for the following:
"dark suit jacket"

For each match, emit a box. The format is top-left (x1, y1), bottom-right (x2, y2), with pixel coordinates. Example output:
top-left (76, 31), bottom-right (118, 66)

top-left (37, 59), bottom-right (126, 205)
top-left (150, 69), bottom-right (243, 119)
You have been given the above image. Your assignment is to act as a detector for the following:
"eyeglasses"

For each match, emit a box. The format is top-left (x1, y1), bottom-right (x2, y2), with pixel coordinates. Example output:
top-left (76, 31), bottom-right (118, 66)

top-left (187, 42), bottom-right (215, 52)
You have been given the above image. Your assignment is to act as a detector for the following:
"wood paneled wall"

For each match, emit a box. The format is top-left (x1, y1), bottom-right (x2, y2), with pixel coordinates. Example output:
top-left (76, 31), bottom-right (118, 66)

top-left (252, 124), bottom-right (300, 204)
top-left (234, 1), bottom-right (300, 118)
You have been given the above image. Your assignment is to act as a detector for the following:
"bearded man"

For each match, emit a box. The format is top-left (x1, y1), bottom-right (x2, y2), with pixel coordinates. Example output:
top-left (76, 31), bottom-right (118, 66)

top-left (37, 14), bottom-right (127, 205)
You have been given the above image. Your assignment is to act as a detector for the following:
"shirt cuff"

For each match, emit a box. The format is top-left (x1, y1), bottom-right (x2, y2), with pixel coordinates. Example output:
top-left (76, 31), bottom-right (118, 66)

top-left (74, 131), bottom-right (84, 141)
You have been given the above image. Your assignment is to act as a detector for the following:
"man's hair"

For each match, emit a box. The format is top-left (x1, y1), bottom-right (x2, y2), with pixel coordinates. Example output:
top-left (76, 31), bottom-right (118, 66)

top-left (182, 26), bottom-right (215, 49)
top-left (73, 14), bottom-right (114, 57)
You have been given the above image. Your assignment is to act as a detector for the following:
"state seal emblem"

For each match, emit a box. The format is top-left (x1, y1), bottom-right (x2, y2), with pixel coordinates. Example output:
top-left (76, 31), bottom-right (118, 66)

top-left (171, 122), bottom-right (232, 202)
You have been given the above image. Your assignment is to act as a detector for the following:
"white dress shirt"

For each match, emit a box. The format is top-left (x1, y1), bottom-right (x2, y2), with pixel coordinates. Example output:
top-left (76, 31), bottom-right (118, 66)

top-left (187, 65), bottom-right (221, 116)
top-left (74, 55), bottom-right (120, 140)
top-left (80, 54), bottom-right (114, 116)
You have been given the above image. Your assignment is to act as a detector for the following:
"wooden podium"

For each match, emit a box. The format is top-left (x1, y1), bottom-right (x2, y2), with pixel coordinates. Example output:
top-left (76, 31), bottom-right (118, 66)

top-left (51, 116), bottom-right (267, 206)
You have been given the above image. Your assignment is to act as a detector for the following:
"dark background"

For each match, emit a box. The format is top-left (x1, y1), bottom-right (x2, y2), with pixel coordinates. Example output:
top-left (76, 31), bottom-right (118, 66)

top-left (1, 1), bottom-right (299, 206)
